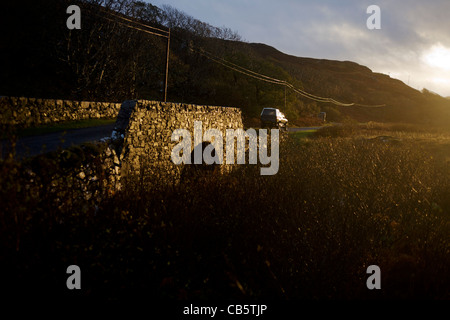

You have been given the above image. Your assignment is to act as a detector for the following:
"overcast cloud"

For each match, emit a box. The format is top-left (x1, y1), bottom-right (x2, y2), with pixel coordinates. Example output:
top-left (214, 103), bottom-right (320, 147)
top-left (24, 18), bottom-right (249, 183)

top-left (148, 0), bottom-right (450, 96)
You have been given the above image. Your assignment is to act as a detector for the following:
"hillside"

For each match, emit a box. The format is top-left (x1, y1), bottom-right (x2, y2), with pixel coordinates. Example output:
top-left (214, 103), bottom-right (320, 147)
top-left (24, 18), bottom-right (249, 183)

top-left (241, 43), bottom-right (434, 123)
top-left (1, 0), bottom-right (450, 126)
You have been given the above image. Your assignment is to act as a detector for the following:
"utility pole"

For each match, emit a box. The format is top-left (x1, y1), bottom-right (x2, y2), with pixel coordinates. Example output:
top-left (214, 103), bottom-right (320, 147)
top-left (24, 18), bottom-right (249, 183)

top-left (284, 85), bottom-right (286, 113)
top-left (164, 28), bottom-right (170, 102)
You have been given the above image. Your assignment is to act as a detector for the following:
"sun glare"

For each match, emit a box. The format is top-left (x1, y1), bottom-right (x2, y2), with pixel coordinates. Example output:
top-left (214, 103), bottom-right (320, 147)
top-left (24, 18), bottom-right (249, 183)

top-left (431, 77), bottom-right (450, 84)
top-left (423, 43), bottom-right (450, 71)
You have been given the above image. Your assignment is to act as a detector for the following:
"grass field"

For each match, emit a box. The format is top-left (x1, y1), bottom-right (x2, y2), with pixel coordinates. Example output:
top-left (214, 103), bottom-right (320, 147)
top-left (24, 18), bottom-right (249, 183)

top-left (0, 122), bottom-right (448, 301)
top-left (290, 129), bottom-right (318, 141)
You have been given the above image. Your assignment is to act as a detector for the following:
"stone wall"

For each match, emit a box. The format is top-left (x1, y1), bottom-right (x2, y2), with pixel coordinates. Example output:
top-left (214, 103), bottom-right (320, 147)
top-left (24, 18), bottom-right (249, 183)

top-left (1, 97), bottom-right (244, 190)
top-left (5, 141), bottom-right (122, 216)
top-left (112, 100), bottom-right (244, 185)
top-left (0, 96), bottom-right (121, 128)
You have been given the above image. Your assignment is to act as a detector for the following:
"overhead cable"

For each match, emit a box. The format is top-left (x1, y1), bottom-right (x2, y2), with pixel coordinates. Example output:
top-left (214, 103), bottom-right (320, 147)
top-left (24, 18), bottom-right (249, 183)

top-left (87, 6), bottom-right (386, 108)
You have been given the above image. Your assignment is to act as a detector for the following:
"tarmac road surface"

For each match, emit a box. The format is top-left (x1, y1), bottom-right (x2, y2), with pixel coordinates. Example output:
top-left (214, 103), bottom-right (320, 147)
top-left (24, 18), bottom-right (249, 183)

top-left (1, 123), bottom-right (115, 159)
top-left (1, 124), bottom-right (323, 160)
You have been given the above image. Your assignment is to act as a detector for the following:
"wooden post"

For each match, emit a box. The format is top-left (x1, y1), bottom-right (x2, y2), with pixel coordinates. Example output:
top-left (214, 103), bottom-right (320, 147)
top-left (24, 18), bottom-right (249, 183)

top-left (164, 28), bottom-right (170, 102)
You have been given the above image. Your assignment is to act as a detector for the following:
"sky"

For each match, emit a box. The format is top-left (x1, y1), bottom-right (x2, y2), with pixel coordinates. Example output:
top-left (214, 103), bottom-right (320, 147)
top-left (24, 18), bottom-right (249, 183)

top-left (147, 0), bottom-right (450, 97)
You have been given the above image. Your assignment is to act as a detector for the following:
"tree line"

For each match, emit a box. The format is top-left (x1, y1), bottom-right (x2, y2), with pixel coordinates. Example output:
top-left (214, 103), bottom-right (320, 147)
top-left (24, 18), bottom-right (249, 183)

top-left (2, 0), bottom-right (326, 121)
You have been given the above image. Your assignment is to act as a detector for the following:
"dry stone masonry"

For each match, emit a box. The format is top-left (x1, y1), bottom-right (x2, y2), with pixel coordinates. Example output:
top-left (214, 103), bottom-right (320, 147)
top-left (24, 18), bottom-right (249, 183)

top-left (1, 97), bottom-right (244, 191)
top-left (112, 100), bottom-right (244, 185)
top-left (0, 96), bottom-right (121, 128)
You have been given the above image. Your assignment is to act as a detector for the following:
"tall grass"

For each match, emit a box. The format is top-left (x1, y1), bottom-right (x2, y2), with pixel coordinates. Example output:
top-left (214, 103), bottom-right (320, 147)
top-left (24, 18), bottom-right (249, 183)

top-left (0, 125), bottom-right (449, 301)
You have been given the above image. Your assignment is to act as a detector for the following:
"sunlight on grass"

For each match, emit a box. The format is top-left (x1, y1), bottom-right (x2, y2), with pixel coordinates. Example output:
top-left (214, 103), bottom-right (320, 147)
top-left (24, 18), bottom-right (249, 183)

top-left (289, 130), bottom-right (317, 141)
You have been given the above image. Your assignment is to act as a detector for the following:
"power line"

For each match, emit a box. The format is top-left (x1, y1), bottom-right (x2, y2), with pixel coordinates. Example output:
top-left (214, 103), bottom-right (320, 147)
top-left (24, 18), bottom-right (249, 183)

top-left (95, 5), bottom-right (169, 36)
top-left (87, 5), bottom-right (171, 102)
top-left (102, 15), bottom-right (169, 38)
top-left (190, 47), bottom-right (286, 85)
top-left (190, 46), bottom-right (385, 108)
top-left (86, 5), bottom-right (386, 108)
top-left (199, 49), bottom-right (287, 85)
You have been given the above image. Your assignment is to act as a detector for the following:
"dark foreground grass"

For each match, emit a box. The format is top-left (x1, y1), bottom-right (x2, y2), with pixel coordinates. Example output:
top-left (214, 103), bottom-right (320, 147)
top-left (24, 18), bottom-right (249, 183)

top-left (0, 125), bottom-right (449, 302)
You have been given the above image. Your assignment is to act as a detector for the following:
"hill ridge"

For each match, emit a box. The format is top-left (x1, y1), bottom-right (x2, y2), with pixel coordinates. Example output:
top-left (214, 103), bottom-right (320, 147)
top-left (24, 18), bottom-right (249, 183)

top-left (1, 0), bottom-right (449, 125)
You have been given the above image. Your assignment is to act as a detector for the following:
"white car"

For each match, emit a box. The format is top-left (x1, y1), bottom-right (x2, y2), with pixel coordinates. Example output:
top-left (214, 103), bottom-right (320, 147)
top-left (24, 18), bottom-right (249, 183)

top-left (260, 108), bottom-right (288, 130)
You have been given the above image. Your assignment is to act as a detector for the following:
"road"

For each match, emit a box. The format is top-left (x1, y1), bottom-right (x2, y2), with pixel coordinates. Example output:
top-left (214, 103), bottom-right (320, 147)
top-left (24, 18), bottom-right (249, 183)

top-left (1, 124), bottom-right (322, 160)
top-left (1, 123), bottom-right (115, 159)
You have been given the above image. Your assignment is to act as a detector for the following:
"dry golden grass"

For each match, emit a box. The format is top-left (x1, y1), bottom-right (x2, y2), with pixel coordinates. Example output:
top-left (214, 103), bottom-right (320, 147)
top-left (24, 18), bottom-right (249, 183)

top-left (0, 123), bottom-right (449, 301)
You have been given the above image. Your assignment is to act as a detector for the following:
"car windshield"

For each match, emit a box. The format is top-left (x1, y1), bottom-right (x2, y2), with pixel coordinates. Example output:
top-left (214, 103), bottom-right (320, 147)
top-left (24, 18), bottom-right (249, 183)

top-left (262, 109), bottom-right (276, 116)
